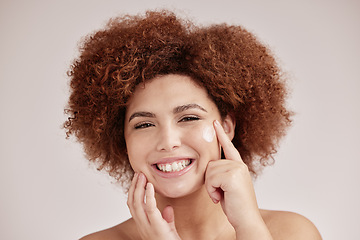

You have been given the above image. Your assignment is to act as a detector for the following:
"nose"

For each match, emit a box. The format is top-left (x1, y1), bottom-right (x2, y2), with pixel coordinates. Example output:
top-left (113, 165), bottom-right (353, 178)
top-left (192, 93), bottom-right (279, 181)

top-left (156, 124), bottom-right (181, 152)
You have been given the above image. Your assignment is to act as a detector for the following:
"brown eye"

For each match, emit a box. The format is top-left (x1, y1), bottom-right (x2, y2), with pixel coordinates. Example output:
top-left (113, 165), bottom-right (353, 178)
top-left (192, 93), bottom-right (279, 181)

top-left (134, 122), bottom-right (154, 129)
top-left (179, 116), bottom-right (200, 122)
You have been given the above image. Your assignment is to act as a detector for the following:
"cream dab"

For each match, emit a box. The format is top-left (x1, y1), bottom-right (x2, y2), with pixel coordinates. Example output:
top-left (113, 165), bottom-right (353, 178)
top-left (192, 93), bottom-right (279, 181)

top-left (202, 125), bottom-right (215, 142)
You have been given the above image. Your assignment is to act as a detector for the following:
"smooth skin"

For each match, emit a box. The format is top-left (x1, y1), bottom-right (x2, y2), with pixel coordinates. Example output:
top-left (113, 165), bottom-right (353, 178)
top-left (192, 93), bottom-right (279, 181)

top-left (127, 120), bottom-right (272, 239)
top-left (80, 75), bottom-right (322, 240)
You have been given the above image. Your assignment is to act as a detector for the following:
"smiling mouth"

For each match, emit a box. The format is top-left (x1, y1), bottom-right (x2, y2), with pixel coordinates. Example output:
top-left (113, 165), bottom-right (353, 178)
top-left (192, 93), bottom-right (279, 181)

top-left (155, 159), bottom-right (192, 173)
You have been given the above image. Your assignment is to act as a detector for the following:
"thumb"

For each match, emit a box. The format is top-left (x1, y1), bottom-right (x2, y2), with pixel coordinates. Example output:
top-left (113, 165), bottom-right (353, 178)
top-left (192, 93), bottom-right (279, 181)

top-left (162, 205), bottom-right (175, 224)
top-left (208, 187), bottom-right (223, 204)
top-left (162, 206), bottom-right (181, 239)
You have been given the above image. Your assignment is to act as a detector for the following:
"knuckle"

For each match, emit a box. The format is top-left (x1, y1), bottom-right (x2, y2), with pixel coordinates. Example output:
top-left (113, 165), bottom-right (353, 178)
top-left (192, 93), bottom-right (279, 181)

top-left (133, 200), bottom-right (141, 208)
top-left (225, 140), bottom-right (233, 148)
top-left (126, 197), bottom-right (134, 207)
top-left (146, 206), bottom-right (156, 214)
top-left (237, 161), bottom-right (249, 171)
top-left (230, 162), bottom-right (249, 179)
top-left (229, 170), bottom-right (239, 182)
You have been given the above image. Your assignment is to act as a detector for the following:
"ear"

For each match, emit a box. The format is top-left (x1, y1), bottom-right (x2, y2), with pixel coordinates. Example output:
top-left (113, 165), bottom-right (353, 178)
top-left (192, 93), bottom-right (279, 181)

top-left (221, 114), bottom-right (236, 141)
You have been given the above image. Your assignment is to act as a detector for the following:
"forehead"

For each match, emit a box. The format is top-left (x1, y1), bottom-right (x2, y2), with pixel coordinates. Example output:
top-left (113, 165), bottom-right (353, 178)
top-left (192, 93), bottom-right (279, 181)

top-left (126, 74), bottom-right (214, 112)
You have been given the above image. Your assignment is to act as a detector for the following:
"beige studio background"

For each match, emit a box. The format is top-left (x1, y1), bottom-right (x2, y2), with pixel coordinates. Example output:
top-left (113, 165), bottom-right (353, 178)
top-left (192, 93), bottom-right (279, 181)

top-left (1, 0), bottom-right (359, 239)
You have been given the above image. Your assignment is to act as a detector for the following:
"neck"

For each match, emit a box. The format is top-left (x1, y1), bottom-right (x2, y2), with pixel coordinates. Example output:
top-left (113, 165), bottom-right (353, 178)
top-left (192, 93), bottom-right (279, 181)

top-left (155, 186), bottom-right (235, 240)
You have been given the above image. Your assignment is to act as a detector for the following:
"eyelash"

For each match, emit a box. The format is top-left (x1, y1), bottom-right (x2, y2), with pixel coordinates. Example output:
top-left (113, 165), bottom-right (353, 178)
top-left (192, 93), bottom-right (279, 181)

top-left (133, 116), bottom-right (200, 129)
top-left (134, 122), bottom-right (154, 129)
top-left (179, 115), bottom-right (200, 122)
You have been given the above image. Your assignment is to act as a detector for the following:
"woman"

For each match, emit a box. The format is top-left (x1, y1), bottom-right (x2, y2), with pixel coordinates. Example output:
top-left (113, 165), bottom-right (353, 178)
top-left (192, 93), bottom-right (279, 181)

top-left (64, 10), bottom-right (322, 240)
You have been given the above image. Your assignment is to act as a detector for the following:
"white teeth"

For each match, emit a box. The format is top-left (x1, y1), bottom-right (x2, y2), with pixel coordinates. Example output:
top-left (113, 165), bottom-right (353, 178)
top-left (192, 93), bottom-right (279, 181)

top-left (166, 164), bottom-right (171, 172)
top-left (157, 160), bottom-right (191, 173)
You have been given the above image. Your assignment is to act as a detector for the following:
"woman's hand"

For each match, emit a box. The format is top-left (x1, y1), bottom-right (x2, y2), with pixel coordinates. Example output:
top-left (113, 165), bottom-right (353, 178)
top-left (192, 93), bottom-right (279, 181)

top-left (127, 172), bottom-right (181, 240)
top-left (205, 120), bottom-right (272, 239)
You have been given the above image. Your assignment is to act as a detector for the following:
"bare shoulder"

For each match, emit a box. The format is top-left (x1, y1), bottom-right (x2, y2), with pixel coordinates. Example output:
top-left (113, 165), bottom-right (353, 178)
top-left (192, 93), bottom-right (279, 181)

top-left (79, 218), bottom-right (139, 240)
top-left (260, 209), bottom-right (322, 240)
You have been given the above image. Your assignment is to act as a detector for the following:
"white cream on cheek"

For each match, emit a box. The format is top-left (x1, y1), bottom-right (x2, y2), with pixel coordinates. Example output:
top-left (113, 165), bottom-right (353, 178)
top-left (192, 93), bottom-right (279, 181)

top-left (202, 125), bottom-right (215, 143)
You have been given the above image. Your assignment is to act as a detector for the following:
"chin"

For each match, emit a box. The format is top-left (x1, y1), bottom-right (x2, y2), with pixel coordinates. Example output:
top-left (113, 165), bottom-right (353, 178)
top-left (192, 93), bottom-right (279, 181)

top-left (158, 191), bottom-right (187, 199)
top-left (155, 182), bottom-right (201, 199)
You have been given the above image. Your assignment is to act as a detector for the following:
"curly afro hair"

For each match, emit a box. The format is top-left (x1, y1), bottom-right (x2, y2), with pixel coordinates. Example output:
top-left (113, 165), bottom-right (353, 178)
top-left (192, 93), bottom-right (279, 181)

top-left (64, 10), bottom-right (292, 189)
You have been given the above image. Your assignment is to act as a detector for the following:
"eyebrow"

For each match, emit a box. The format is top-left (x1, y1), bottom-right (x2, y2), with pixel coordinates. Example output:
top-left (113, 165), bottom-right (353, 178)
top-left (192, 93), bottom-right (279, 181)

top-left (128, 103), bottom-right (207, 122)
top-left (173, 103), bottom-right (207, 114)
top-left (128, 112), bottom-right (156, 122)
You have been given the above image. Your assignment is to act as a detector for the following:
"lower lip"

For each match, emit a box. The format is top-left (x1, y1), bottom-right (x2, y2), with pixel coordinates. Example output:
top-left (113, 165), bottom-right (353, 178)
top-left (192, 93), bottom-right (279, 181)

top-left (152, 160), bottom-right (195, 178)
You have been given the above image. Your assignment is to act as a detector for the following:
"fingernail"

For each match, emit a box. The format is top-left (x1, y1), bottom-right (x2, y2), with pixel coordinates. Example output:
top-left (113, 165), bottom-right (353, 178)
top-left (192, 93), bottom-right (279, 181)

top-left (214, 120), bottom-right (220, 126)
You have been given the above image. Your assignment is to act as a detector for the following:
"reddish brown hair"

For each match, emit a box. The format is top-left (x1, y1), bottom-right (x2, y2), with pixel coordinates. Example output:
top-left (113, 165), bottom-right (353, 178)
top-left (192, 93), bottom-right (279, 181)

top-left (64, 10), bottom-right (292, 189)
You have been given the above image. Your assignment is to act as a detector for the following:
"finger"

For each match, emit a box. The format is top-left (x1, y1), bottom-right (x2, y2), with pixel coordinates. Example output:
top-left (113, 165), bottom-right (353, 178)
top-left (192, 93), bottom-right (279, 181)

top-left (134, 172), bottom-right (146, 208)
top-left (127, 173), bottom-right (138, 206)
top-left (205, 162), bottom-right (227, 203)
top-left (127, 172), bottom-right (147, 227)
top-left (213, 120), bottom-right (242, 161)
top-left (207, 186), bottom-right (223, 204)
top-left (145, 182), bottom-right (166, 225)
top-left (162, 206), bottom-right (178, 233)
top-left (131, 173), bottom-right (149, 223)
top-left (127, 172), bottom-right (138, 212)
top-left (161, 205), bottom-right (175, 223)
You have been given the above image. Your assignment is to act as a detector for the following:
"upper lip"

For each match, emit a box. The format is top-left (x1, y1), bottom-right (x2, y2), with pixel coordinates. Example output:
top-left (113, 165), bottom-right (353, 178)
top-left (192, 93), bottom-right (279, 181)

top-left (152, 156), bottom-right (194, 165)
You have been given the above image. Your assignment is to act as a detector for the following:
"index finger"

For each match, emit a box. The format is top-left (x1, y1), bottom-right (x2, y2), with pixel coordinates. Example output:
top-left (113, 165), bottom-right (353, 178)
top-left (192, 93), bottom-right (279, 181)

top-left (213, 120), bottom-right (242, 162)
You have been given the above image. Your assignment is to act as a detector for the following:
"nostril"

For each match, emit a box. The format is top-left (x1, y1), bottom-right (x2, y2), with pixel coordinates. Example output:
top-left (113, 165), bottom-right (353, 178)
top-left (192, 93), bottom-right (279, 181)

top-left (155, 124), bottom-right (182, 152)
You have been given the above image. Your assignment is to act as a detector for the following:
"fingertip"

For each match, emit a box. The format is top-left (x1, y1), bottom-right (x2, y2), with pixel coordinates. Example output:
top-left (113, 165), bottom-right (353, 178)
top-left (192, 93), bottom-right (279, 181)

top-left (146, 182), bottom-right (156, 196)
top-left (212, 194), bottom-right (221, 204)
top-left (162, 205), bottom-right (175, 223)
top-left (213, 120), bottom-right (221, 129)
top-left (129, 172), bottom-right (138, 191)
top-left (134, 173), bottom-right (147, 191)
top-left (145, 182), bottom-right (157, 212)
top-left (138, 172), bottom-right (147, 182)
top-left (133, 172), bottom-right (138, 180)
top-left (213, 119), bottom-right (226, 137)
top-left (209, 190), bottom-right (222, 204)
top-left (146, 182), bottom-right (153, 191)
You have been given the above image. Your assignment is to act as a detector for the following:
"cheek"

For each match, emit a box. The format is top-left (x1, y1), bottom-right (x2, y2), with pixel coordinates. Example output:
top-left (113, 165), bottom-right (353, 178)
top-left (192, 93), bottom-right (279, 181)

top-left (185, 124), bottom-right (219, 157)
top-left (202, 125), bottom-right (215, 143)
top-left (127, 149), bottom-right (138, 171)
top-left (125, 136), bottom-right (146, 172)
top-left (188, 124), bottom-right (216, 144)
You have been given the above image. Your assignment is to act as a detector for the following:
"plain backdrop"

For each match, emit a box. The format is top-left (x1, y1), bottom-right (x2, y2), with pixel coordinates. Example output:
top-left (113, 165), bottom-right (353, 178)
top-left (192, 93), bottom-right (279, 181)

top-left (0, 0), bottom-right (359, 239)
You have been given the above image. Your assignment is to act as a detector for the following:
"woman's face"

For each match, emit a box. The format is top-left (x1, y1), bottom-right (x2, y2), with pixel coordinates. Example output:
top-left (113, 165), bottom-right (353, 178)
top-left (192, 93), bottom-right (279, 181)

top-left (124, 74), bottom-right (225, 198)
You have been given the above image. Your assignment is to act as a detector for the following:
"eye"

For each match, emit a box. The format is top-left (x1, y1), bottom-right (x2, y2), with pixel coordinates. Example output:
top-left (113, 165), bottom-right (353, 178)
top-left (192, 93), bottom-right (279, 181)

top-left (134, 122), bottom-right (154, 129)
top-left (179, 115), bottom-right (200, 122)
